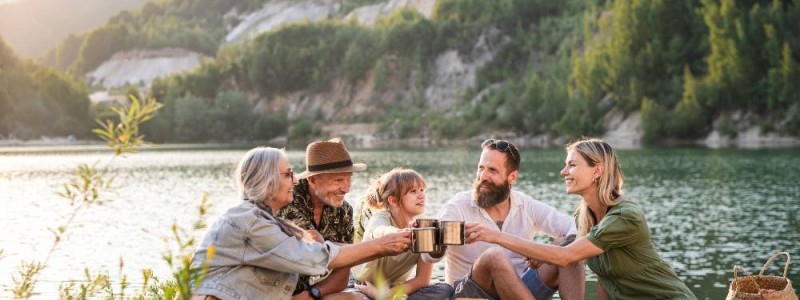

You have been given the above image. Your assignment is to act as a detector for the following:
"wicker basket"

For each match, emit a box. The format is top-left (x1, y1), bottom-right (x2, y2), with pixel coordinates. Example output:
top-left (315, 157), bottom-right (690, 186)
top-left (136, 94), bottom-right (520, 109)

top-left (727, 252), bottom-right (797, 300)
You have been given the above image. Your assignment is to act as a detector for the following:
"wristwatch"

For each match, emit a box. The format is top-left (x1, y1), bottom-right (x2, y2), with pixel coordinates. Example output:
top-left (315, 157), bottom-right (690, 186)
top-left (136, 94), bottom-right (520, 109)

top-left (308, 286), bottom-right (321, 300)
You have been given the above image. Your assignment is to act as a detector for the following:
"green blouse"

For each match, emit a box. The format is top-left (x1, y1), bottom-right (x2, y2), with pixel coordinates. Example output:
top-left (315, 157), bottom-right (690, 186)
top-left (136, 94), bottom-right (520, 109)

top-left (585, 201), bottom-right (697, 299)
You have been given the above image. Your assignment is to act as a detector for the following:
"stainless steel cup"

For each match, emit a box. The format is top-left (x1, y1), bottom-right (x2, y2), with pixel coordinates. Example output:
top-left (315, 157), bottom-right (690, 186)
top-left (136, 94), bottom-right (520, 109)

top-left (415, 218), bottom-right (441, 252)
top-left (415, 218), bottom-right (439, 229)
top-left (439, 221), bottom-right (465, 245)
top-left (411, 227), bottom-right (438, 253)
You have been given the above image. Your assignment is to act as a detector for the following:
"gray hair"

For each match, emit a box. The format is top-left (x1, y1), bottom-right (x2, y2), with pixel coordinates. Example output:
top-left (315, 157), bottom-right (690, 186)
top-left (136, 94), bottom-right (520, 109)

top-left (235, 147), bottom-right (285, 204)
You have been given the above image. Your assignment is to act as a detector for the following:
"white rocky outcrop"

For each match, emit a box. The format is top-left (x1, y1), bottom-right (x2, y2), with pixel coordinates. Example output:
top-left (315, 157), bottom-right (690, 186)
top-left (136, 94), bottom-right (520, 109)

top-left (703, 109), bottom-right (800, 148)
top-left (425, 27), bottom-right (506, 110)
top-left (603, 110), bottom-right (642, 149)
top-left (86, 48), bottom-right (206, 88)
top-left (225, 0), bottom-right (340, 43)
top-left (345, 0), bottom-right (436, 26)
top-left (704, 127), bottom-right (800, 148)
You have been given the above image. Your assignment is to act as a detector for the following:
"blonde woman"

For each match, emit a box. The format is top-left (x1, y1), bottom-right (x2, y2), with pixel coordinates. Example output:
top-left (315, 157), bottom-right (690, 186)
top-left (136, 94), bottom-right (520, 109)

top-left (190, 147), bottom-right (410, 300)
top-left (347, 168), bottom-right (453, 300)
top-left (465, 138), bottom-right (697, 299)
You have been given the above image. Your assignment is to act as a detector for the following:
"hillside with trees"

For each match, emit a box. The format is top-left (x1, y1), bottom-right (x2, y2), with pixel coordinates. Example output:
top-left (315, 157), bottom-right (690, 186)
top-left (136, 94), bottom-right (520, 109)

top-left (41, 0), bottom-right (268, 75)
top-left (0, 37), bottom-right (90, 139)
top-left (7, 0), bottom-right (800, 146)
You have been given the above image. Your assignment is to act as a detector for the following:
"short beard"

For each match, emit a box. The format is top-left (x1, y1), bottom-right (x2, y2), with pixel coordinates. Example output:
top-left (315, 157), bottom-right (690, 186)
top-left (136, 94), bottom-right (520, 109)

top-left (312, 189), bottom-right (342, 208)
top-left (472, 179), bottom-right (511, 209)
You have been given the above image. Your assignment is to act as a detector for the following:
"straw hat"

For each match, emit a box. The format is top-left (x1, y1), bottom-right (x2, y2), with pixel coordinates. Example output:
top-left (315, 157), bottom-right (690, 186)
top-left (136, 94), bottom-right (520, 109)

top-left (297, 138), bottom-right (367, 179)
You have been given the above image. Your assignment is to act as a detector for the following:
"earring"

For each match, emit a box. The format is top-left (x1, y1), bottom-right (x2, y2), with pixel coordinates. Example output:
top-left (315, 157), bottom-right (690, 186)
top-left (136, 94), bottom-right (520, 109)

top-left (593, 177), bottom-right (599, 183)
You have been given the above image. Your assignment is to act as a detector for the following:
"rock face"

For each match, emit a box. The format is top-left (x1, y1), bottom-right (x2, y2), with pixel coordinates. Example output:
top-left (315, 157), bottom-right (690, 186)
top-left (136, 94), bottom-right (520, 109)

top-left (702, 108), bottom-right (800, 148)
top-left (425, 27), bottom-right (505, 110)
top-left (225, 0), bottom-right (340, 43)
top-left (224, 0), bottom-right (437, 43)
top-left (85, 48), bottom-right (206, 88)
top-left (246, 24), bottom-right (517, 147)
top-left (345, 0), bottom-right (437, 26)
top-left (603, 110), bottom-right (642, 149)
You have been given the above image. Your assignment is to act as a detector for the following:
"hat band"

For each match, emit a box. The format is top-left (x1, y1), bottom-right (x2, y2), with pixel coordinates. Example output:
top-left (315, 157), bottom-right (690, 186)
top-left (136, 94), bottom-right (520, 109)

top-left (307, 159), bottom-right (353, 172)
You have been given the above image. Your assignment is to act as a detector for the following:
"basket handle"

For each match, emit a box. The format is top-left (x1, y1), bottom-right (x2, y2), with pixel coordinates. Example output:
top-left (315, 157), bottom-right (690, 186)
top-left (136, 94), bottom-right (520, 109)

top-left (733, 265), bottom-right (760, 292)
top-left (759, 251), bottom-right (790, 277)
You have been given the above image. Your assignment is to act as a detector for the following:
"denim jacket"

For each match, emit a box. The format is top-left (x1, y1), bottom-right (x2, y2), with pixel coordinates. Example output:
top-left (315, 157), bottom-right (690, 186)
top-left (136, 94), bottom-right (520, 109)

top-left (191, 201), bottom-right (341, 300)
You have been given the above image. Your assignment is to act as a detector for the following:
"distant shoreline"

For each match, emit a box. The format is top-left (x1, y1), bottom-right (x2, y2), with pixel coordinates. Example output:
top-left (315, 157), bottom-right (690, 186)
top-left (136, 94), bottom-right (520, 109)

top-left (0, 141), bottom-right (256, 155)
top-left (2, 136), bottom-right (800, 153)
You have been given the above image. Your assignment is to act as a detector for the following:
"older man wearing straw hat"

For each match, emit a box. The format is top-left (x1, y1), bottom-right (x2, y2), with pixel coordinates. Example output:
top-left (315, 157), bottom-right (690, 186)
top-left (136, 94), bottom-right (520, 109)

top-left (279, 138), bottom-right (367, 300)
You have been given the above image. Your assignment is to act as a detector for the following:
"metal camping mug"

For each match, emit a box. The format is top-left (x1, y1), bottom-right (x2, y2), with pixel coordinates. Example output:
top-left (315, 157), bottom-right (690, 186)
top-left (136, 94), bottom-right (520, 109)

top-left (439, 220), bottom-right (465, 245)
top-left (415, 219), bottom-right (439, 232)
top-left (411, 227), bottom-right (438, 253)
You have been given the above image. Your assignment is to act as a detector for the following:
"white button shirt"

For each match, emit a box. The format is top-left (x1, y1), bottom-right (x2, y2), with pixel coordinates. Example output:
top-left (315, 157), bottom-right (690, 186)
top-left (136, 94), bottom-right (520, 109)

top-left (423, 190), bottom-right (577, 284)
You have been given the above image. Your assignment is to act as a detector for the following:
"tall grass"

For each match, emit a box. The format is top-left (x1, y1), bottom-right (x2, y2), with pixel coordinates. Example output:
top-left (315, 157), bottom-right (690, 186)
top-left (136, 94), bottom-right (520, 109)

top-left (7, 96), bottom-right (214, 299)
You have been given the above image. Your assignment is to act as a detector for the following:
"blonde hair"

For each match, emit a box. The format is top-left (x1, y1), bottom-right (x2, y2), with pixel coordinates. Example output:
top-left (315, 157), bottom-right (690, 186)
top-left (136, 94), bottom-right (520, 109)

top-left (235, 147), bottom-right (285, 204)
top-left (363, 168), bottom-right (426, 210)
top-left (566, 138), bottom-right (624, 236)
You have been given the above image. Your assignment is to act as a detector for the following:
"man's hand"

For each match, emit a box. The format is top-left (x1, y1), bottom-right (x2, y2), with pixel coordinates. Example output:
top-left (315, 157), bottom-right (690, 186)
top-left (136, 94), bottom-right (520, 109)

top-left (525, 257), bottom-right (544, 269)
top-left (465, 222), bottom-right (499, 244)
top-left (373, 231), bottom-right (411, 256)
top-left (291, 291), bottom-right (309, 300)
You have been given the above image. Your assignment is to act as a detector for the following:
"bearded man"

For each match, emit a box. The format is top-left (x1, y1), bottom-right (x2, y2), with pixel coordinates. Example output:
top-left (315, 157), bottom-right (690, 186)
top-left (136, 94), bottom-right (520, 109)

top-left (422, 139), bottom-right (585, 300)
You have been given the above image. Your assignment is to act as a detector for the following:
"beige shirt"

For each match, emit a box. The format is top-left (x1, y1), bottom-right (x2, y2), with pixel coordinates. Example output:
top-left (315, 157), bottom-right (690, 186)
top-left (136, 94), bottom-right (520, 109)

top-left (351, 210), bottom-right (420, 285)
top-left (422, 190), bottom-right (577, 284)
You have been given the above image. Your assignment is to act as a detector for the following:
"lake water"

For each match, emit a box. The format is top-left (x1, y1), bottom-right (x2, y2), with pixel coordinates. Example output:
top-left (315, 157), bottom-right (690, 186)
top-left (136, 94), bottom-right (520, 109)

top-left (1, 146), bottom-right (798, 299)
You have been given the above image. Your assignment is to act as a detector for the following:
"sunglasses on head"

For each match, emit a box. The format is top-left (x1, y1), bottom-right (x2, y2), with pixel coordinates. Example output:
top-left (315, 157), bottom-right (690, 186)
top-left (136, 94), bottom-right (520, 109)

top-left (481, 139), bottom-right (515, 160)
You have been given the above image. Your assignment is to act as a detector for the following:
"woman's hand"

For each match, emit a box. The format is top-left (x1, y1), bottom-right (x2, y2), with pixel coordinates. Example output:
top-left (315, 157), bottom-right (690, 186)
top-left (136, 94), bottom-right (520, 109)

top-left (465, 222), bottom-right (500, 244)
top-left (355, 281), bottom-right (378, 299)
top-left (373, 230), bottom-right (411, 256)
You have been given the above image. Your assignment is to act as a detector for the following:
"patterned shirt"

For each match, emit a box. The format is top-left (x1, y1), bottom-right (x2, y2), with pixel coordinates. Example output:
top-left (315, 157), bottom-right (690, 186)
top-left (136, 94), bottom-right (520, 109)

top-left (278, 178), bottom-right (354, 293)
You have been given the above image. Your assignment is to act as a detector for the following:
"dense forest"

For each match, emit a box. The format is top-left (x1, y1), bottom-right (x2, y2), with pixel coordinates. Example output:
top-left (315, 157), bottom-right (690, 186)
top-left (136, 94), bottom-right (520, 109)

top-left (0, 37), bottom-right (90, 139)
top-left (3, 0), bottom-right (800, 144)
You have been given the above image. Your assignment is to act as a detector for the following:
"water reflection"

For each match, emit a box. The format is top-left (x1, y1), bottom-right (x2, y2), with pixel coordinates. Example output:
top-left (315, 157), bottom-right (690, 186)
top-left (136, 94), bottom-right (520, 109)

top-left (1, 147), bottom-right (798, 299)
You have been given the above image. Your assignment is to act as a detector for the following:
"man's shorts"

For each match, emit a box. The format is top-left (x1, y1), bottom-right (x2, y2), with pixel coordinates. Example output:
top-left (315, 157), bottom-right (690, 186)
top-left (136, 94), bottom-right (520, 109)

top-left (451, 267), bottom-right (556, 300)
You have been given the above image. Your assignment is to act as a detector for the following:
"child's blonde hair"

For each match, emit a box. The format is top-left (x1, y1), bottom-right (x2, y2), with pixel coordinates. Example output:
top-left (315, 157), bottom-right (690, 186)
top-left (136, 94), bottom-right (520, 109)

top-left (363, 168), bottom-right (426, 210)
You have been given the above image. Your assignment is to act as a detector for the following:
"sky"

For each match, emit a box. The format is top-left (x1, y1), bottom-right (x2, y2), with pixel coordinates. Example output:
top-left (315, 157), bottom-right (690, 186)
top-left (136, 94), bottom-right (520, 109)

top-left (0, 0), bottom-right (147, 57)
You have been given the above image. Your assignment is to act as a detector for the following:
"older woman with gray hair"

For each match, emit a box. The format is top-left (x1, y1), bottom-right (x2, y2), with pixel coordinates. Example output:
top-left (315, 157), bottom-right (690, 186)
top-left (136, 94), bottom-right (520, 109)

top-left (190, 147), bottom-right (411, 300)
